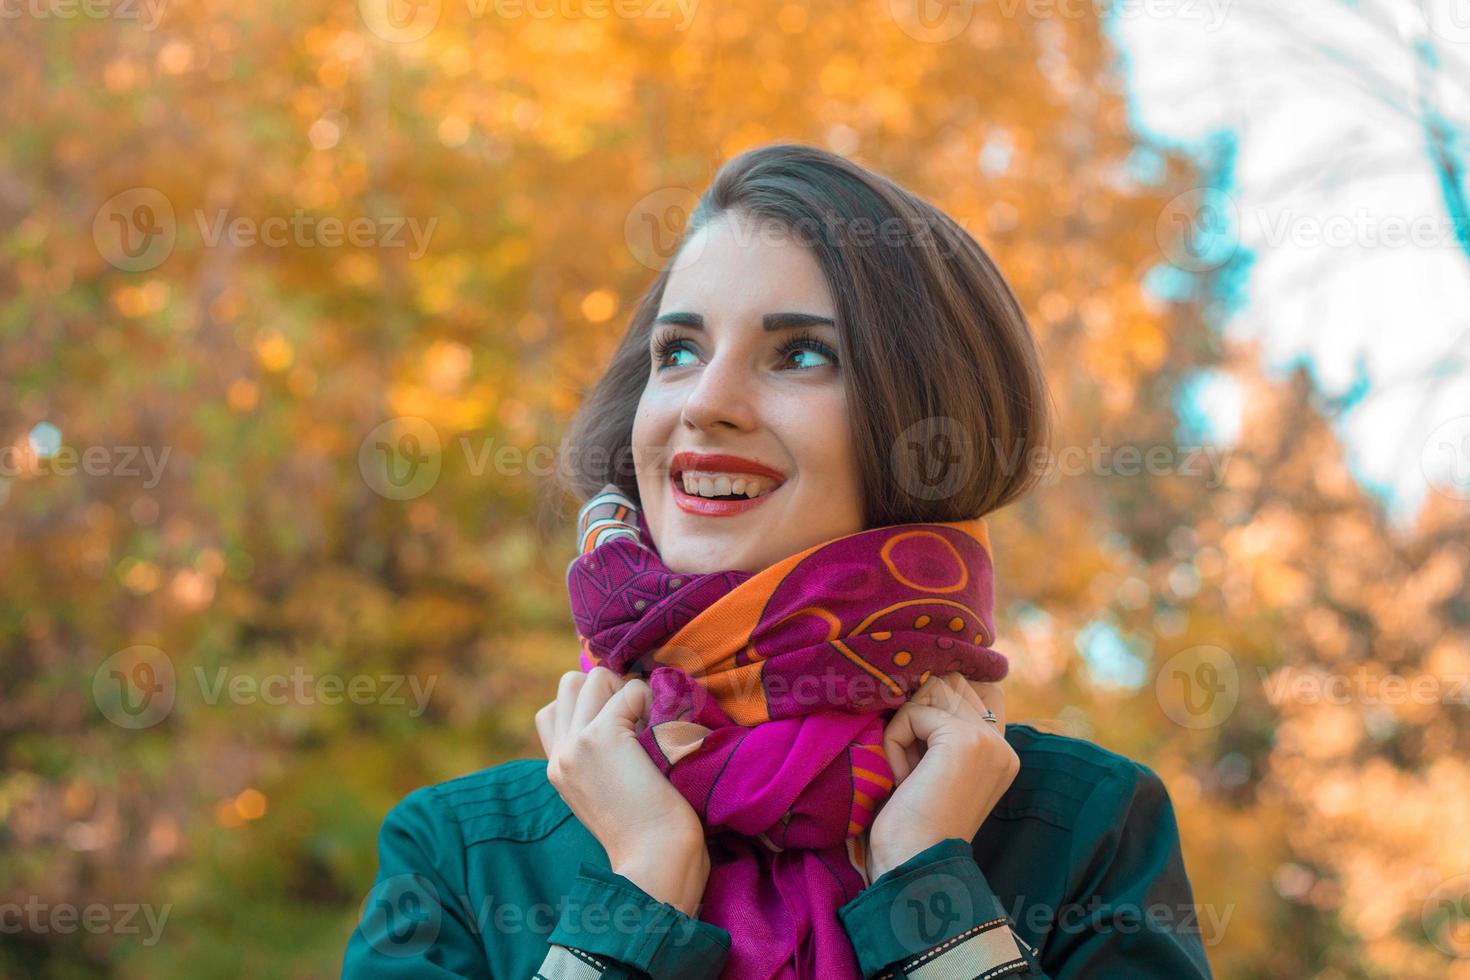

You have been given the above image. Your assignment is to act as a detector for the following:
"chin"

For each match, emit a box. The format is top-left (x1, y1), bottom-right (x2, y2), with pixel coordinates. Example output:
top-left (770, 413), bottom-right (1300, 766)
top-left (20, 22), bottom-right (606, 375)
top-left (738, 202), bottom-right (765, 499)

top-left (654, 522), bottom-right (771, 574)
top-left (660, 542), bottom-right (757, 576)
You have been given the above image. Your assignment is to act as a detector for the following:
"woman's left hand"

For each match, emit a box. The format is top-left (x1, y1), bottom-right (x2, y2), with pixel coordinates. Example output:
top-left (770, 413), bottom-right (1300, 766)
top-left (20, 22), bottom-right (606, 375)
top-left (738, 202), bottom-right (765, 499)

top-left (867, 673), bottom-right (1019, 882)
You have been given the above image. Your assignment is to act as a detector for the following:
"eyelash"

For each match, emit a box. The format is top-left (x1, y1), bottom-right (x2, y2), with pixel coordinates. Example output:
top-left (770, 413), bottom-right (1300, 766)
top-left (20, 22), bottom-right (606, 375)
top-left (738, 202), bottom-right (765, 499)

top-left (650, 329), bottom-right (840, 370)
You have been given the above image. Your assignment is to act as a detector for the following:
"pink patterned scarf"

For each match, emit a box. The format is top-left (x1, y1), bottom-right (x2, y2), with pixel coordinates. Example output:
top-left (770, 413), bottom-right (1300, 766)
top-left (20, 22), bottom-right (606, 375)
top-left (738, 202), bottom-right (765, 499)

top-left (566, 486), bottom-right (1005, 979)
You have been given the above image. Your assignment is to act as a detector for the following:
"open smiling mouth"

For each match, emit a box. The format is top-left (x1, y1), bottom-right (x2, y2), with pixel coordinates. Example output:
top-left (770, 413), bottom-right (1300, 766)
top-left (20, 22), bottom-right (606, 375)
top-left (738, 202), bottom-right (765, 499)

top-left (670, 458), bottom-right (787, 517)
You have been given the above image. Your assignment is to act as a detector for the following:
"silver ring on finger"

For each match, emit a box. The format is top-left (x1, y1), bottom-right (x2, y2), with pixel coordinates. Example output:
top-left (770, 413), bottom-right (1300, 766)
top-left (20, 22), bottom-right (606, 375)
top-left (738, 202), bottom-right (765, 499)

top-left (982, 709), bottom-right (999, 725)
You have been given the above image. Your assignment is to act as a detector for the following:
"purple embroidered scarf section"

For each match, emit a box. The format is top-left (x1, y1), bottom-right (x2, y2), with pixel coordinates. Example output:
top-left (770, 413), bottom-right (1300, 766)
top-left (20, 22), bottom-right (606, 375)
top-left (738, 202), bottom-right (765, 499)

top-left (566, 486), bottom-right (1005, 979)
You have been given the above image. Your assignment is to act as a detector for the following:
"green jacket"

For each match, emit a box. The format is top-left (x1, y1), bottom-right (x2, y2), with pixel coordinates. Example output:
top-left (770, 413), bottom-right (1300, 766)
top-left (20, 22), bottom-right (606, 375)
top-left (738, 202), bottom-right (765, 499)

top-left (341, 724), bottom-right (1213, 979)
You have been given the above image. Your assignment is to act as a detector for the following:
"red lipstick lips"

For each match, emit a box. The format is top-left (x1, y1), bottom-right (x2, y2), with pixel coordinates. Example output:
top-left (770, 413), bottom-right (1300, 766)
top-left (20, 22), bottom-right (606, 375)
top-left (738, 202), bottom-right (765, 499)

top-left (669, 452), bottom-right (786, 517)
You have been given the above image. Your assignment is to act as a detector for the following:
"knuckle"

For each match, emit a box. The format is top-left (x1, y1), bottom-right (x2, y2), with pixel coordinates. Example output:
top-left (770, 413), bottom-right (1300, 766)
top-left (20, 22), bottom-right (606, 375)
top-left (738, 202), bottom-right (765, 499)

top-left (955, 727), bottom-right (986, 753)
top-left (554, 748), bottom-right (582, 782)
top-left (569, 729), bottom-right (599, 756)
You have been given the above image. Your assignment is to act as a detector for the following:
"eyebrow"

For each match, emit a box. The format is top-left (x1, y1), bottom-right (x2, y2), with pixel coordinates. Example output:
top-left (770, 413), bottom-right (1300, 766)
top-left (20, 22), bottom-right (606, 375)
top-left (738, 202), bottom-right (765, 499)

top-left (653, 311), bottom-right (836, 331)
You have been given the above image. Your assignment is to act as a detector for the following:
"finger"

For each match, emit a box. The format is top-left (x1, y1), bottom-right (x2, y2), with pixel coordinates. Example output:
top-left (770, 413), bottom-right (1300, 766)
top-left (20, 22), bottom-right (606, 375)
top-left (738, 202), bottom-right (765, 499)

top-left (595, 677), bottom-right (652, 733)
top-left (972, 682), bottom-right (1007, 735)
top-left (882, 701), bottom-right (952, 783)
top-left (893, 675), bottom-right (955, 773)
top-left (935, 675), bottom-right (972, 716)
top-left (941, 673), bottom-right (986, 725)
top-left (534, 702), bottom-right (555, 757)
top-left (908, 672), bottom-right (959, 712)
top-left (554, 670), bottom-right (586, 745)
top-left (882, 713), bottom-right (912, 784)
top-left (945, 674), bottom-right (988, 725)
top-left (570, 666), bottom-right (623, 733)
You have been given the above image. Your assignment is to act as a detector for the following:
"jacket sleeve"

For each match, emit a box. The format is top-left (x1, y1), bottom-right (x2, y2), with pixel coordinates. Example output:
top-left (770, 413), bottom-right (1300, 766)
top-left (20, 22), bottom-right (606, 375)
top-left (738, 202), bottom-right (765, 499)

top-left (1033, 763), bottom-right (1212, 978)
top-left (836, 763), bottom-right (1212, 979)
top-left (837, 838), bottom-right (1030, 979)
top-left (343, 788), bottom-right (730, 980)
top-left (341, 787), bottom-right (489, 979)
top-left (536, 863), bottom-right (730, 980)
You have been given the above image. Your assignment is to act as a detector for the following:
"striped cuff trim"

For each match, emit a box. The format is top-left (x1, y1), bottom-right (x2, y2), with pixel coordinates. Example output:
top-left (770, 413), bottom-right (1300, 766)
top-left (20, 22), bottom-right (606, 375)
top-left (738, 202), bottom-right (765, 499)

top-left (881, 917), bottom-right (1028, 980)
top-left (534, 944), bottom-right (609, 980)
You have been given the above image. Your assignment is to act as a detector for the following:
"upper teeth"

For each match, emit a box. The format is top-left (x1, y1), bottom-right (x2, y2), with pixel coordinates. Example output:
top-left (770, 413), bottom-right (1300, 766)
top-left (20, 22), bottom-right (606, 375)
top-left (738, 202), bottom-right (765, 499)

top-left (679, 470), bottom-right (779, 498)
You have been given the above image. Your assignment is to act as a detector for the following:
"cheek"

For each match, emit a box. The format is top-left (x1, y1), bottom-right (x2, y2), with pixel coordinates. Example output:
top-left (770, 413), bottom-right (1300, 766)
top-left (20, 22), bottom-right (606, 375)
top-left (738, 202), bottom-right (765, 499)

top-left (630, 399), bottom-right (650, 455)
top-left (630, 390), bottom-right (672, 491)
top-left (630, 386), bottom-right (663, 453)
top-left (784, 396), bottom-right (863, 518)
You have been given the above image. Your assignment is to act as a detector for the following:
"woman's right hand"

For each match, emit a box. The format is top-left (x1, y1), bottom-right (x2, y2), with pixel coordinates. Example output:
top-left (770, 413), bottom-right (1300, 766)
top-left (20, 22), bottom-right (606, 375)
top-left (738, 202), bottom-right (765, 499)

top-left (535, 666), bottom-right (711, 916)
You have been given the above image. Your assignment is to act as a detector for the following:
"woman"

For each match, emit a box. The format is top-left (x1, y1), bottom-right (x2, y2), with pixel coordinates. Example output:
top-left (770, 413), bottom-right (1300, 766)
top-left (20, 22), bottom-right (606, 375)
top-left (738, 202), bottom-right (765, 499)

top-left (342, 144), bottom-right (1212, 979)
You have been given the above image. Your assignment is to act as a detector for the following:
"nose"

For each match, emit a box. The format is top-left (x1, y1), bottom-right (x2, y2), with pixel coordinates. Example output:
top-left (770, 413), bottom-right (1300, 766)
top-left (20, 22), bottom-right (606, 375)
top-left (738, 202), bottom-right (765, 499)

top-left (680, 349), bottom-right (757, 433)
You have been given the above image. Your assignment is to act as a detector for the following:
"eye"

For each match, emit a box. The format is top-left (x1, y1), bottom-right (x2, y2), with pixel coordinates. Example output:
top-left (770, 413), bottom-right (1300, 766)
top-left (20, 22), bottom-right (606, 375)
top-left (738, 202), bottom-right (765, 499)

top-left (775, 333), bottom-right (839, 371)
top-left (652, 332), bottom-right (700, 369)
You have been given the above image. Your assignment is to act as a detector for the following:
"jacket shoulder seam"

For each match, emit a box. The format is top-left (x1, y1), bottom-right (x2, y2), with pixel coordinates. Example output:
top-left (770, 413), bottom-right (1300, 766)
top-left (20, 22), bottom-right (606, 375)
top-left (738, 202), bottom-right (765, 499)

top-left (428, 759), bottom-right (574, 845)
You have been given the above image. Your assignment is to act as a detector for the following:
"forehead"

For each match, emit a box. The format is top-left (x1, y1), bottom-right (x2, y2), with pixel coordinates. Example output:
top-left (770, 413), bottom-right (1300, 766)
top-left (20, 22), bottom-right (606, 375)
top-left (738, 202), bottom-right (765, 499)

top-left (659, 212), bottom-right (836, 318)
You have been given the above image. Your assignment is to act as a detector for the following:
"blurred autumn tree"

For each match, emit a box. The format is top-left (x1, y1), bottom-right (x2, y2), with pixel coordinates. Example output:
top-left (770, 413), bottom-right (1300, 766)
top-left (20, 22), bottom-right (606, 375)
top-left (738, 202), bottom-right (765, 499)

top-left (3, 1), bottom-right (1468, 978)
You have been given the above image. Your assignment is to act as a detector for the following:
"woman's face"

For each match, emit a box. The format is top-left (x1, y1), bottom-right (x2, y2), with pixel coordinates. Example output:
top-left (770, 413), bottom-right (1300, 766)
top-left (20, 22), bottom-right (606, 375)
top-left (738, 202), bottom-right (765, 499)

top-left (631, 211), bottom-right (865, 575)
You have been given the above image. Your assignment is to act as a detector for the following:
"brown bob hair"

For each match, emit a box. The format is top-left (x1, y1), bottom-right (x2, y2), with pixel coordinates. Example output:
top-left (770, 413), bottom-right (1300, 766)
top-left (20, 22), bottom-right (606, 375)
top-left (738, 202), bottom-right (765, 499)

top-left (560, 143), bottom-right (1053, 528)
